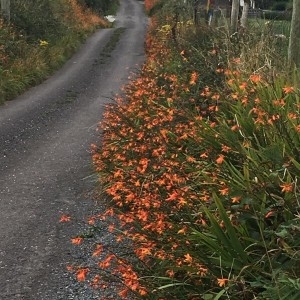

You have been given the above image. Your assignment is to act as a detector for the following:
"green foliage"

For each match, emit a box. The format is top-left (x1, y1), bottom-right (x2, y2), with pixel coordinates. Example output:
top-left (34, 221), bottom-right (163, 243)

top-left (263, 10), bottom-right (292, 20)
top-left (10, 0), bottom-right (66, 40)
top-left (148, 0), bottom-right (166, 17)
top-left (0, 0), bottom-right (107, 104)
top-left (75, 0), bottom-right (120, 14)
top-left (272, 1), bottom-right (289, 11)
top-left (82, 0), bottom-right (119, 14)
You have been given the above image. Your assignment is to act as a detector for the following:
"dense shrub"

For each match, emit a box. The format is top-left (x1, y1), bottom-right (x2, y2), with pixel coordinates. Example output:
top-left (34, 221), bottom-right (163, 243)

top-left (10, 0), bottom-right (67, 40)
top-left (272, 1), bottom-right (288, 11)
top-left (0, 0), bottom-right (107, 103)
top-left (82, 0), bottom-right (119, 14)
top-left (263, 9), bottom-right (292, 20)
top-left (64, 1), bottom-right (300, 299)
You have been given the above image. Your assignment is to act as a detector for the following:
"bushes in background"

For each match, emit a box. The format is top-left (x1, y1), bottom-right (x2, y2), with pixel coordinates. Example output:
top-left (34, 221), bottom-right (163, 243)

top-left (82, 0), bottom-right (119, 14)
top-left (0, 0), bottom-right (109, 103)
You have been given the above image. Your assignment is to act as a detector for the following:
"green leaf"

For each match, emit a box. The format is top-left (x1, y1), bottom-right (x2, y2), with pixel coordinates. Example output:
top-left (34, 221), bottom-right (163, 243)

top-left (214, 289), bottom-right (226, 300)
top-left (156, 282), bottom-right (190, 290)
top-left (213, 193), bottom-right (250, 262)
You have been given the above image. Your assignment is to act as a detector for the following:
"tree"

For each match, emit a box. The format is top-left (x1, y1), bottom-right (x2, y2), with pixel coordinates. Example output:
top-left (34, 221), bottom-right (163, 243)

top-left (240, 0), bottom-right (250, 28)
top-left (0, 0), bottom-right (10, 21)
top-left (288, 0), bottom-right (300, 68)
top-left (231, 0), bottom-right (240, 33)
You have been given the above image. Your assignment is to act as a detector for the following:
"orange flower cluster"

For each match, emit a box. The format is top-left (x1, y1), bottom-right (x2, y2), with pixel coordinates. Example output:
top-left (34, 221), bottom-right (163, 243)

top-left (144, 0), bottom-right (159, 12)
top-left (69, 4), bottom-right (300, 298)
top-left (88, 21), bottom-right (228, 299)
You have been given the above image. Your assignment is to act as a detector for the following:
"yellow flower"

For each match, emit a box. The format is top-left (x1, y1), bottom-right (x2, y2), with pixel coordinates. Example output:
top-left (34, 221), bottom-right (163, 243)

top-left (39, 40), bottom-right (49, 47)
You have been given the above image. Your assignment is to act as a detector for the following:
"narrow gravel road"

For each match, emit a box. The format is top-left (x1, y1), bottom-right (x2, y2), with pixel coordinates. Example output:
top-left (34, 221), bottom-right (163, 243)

top-left (0, 1), bottom-right (147, 299)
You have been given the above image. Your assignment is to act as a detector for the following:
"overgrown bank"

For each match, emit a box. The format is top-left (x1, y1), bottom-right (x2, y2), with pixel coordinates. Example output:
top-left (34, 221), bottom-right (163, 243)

top-left (0, 0), bottom-right (118, 104)
top-left (65, 1), bottom-right (300, 299)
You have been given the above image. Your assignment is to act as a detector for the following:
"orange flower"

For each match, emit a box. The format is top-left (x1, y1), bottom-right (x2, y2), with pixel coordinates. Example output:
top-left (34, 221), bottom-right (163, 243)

top-left (184, 253), bottom-right (193, 264)
top-left (166, 269), bottom-right (175, 278)
top-left (227, 79), bottom-right (234, 85)
top-left (231, 124), bottom-right (239, 131)
top-left (59, 214), bottom-right (71, 222)
top-left (71, 237), bottom-right (83, 245)
top-left (108, 224), bottom-right (115, 232)
top-left (135, 247), bottom-right (152, 260)
top-left (98, 254), bottom-right (115, 269)
top-left (137, 158), bottom-right (149, 174)
top-left (219, 187), bottom-right (229, 195)
top-left (221, 145), bottom-right (231, 153)
top-left (212, 93), bottom-right (220, 100)
top-left (231, 93), bottom-right (239, 100)
top-left (200, 152), bottom-right (208, 158)
top-left (231, 196), bottom-right (241, 203)
top-left (239, 82), bottom-right (247, 90)
top-left (66, 265), bottom-right (74, 271)
top-left (280, 183), bottom-right (293, 193)
top-left (118, 288), bottom-right (129, 298)
top-left (283, 86), bottom-right (294, 94)
top-left (249, 74), bottom-right (261, 83)
top-left (187, 156), bottom-right (196, 163)
top-left (76, 268), bottom-right (89, 281)
top-left (217, 278), bottom-right (228, 287)
top-left (177, 226), bottom-right (187, 234)
top-left (166, 190), bottom-right (178, 201)
top-left (196, 265), bottom-right (208, 277)
top-left (189, 71), bottom-right (198, 85)
top-left (216, 154), bottom-right (225, 164)
top-left (116, 235), bottom-right (124, 242)
top-left (87, 216), bottom-right (96, 225)
top-left (138, 288), bottom-right (147, 296)
top-left (273, 99), bottom-right (285, 106)
top-left (288, 112), bottom-right (297, 119)
top-left (92, 244), bottom-right (103, 257)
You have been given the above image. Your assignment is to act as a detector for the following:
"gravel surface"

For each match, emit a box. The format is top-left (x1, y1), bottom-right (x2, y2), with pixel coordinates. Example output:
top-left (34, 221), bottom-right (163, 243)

top-left (0, 1), bottom-right (147, 299)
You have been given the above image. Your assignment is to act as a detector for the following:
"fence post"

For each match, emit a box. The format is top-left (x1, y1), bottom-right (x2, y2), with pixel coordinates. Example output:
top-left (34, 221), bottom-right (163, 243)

top-left (0, 0), bottom-right (10, 22)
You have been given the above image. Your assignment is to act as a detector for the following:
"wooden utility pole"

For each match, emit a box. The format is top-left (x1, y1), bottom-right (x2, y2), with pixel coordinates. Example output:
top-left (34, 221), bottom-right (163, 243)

top-left (230, 0), bottom-right (240, 33)
top-left (288, 0), bottom-right (300, 69)
top-left (240, 0), bottom-right (250, 28)
top-left (0, 0), bottom-right (10, 22)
